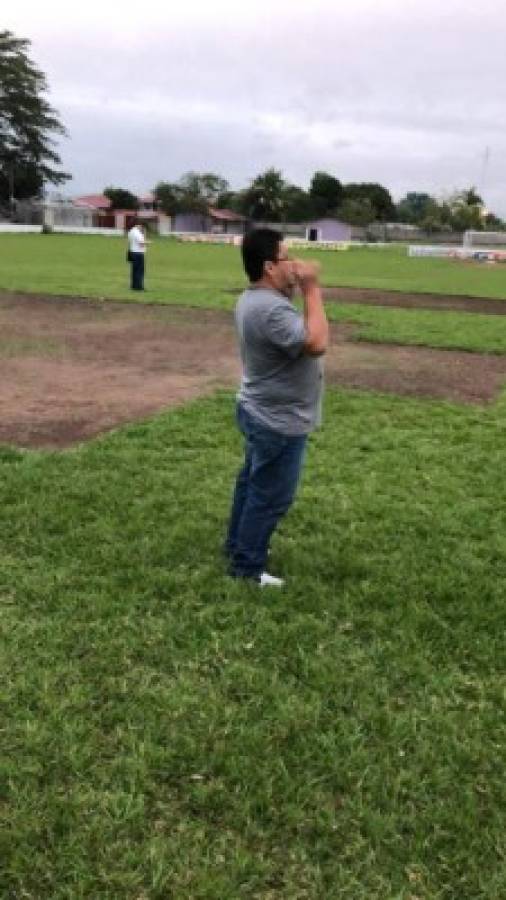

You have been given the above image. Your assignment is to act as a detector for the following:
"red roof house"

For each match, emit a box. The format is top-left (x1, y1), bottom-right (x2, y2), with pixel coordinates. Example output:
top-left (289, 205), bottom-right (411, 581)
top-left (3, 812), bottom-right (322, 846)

top-left (74, 195), bottom-right (112, 210)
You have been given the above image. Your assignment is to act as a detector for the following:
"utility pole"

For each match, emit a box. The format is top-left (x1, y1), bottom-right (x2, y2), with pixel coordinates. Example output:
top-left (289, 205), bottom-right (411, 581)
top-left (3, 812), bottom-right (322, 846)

top-left (480, 147), bottom-right (490, 207)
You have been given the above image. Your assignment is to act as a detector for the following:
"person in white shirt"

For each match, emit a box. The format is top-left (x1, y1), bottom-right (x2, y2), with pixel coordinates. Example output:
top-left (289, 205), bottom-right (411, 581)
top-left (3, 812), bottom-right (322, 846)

top-left (127, 219), bottom-right (147, 290)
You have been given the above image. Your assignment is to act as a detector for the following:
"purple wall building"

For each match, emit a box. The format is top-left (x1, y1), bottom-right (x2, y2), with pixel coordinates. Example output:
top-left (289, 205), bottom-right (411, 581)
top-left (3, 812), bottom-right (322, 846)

top-left (305, 219), bottom-right (352, 241)
top-left (173, 209), bottom-right (246, 235)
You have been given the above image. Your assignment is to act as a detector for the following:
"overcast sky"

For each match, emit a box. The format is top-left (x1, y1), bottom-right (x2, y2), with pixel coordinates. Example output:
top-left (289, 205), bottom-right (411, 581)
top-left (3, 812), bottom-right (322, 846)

top-left (5, 0), bottom-right (506, 213)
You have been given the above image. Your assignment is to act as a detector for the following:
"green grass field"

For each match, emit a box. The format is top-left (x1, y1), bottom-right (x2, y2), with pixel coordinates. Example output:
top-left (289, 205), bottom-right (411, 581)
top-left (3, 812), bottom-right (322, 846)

top-left (2, 233), bottom-right (506, 300)
top-left (2, 392), bottom-right (505, 898)
top-left (1, 234), bottom-right (506, 897)
top-left (2, 233), bottom-right (506, 354)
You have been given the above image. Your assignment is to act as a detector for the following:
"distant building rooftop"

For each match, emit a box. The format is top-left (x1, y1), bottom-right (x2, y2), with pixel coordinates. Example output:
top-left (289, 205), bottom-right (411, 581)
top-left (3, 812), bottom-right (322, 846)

top-left (74, 195), bottom-right (111, 210)
top-left (209, 207), bottom-right (246, 222)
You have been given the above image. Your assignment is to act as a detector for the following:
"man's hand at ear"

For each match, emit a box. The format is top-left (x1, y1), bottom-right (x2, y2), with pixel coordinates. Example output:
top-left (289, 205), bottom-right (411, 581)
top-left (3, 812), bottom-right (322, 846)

top-left (293, 260), bottom-right (329, 356)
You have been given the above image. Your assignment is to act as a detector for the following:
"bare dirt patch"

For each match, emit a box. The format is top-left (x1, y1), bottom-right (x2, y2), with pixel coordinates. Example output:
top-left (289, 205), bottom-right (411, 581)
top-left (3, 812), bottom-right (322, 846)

top-left (324, 341), bottom-right (506, 405)
top-left (323, 286), bottom-right (506, 314)
top-left (1, 290), bottom-right (505, 449)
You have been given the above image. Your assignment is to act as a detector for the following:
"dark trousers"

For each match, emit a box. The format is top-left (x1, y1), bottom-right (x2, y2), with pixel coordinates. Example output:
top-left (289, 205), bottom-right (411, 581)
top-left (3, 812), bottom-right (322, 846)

top-left (226, 403), bottom-right (307, 578)
top-left (130, 252), bottom-right (145, 290)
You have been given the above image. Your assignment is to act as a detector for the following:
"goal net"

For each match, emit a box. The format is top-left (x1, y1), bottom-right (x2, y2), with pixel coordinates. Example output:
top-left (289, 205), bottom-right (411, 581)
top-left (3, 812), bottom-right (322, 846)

top-left (463, 230), bottom-right (506, 248)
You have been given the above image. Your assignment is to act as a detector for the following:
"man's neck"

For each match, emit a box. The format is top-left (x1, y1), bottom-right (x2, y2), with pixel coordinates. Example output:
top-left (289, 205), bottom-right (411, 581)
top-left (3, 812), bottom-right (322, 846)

top-left (249, 278), bottom-right (293, 300)
top-left (250, 276), bottom-right (272, 290)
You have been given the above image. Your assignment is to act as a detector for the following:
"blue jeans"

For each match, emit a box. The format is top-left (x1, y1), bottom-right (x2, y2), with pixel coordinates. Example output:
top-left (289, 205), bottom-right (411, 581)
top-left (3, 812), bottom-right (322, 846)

top-left (226, 403), bottom-right (307, 579)
top-left (130, 252), bottom-right (145, 290)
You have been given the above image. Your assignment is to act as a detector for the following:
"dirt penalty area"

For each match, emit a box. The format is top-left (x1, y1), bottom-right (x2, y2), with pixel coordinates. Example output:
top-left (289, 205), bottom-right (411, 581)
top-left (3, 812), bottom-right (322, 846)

top-left (1, 290), bottom-right (506, 450)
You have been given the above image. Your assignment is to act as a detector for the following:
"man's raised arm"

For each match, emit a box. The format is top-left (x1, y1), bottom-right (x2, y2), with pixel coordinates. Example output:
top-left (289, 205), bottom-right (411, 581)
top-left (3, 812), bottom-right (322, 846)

top-left (294, 260), bottom-right (329, 356)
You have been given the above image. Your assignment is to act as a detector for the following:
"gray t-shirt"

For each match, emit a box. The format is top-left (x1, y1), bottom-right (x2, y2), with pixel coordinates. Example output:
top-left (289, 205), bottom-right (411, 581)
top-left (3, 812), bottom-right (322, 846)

top-left (236, 287), bottom-right (324, 435)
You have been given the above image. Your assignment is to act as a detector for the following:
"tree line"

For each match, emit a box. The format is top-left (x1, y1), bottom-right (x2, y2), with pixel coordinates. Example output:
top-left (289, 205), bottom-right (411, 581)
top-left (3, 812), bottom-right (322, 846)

top-left (1, 28), bottom-right (503, 233)
top-left (153, 170), bottom-right (397, 227)
top-left (107, 173), bottom-right (502, 233)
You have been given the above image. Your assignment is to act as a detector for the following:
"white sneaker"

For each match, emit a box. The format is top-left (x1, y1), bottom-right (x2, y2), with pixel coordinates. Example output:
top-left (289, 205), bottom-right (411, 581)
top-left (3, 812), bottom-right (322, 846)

top-left (257, 572), bottom-right (285, 588)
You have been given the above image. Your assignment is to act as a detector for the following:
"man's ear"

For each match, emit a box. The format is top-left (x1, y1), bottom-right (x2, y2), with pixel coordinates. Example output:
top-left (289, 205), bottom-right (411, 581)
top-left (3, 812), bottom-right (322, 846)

top-left (264, 260), bottom-right (275, 277)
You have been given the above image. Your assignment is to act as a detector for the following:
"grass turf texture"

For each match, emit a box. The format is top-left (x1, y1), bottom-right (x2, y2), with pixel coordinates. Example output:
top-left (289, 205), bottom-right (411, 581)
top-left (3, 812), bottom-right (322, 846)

top-left (1, 389), bottom-right (505, 898)
top-left (2, 235), bottom-right (506, 355)
top-left (325, 303), bottom-right (506, 354)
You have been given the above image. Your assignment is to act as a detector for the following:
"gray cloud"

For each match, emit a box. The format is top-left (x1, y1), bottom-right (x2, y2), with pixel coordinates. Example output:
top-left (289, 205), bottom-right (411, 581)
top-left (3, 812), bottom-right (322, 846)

top-left (6, 0), bottom-right (506, 212)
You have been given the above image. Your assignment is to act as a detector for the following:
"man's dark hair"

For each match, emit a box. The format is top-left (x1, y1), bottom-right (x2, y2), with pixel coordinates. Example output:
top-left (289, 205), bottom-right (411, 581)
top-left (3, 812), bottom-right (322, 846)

top-left (241, 228), bottom-right (283, 282)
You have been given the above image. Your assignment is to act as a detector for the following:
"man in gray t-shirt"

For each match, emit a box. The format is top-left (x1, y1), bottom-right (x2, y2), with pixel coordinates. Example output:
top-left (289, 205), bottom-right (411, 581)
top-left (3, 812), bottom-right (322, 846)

top-left (236, 287), bottom-right (324, 435)
top-left (225, 228), bottom-right (329, 587)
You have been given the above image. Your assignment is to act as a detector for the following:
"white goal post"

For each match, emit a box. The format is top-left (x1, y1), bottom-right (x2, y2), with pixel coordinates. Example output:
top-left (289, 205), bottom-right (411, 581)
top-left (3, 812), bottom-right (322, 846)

top-left (463, 230), bottom-right (506, 248)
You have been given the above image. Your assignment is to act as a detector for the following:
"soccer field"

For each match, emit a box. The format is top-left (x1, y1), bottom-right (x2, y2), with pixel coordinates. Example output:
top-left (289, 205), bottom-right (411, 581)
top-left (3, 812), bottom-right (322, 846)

top-left (2, 233), bottom-right (506, 355)
top-left (2, 232), bottom-right (506, 302)
top-left (1, 233), bottom-right (505, 898)
top-left (2, 390), bottom-right (505, 898)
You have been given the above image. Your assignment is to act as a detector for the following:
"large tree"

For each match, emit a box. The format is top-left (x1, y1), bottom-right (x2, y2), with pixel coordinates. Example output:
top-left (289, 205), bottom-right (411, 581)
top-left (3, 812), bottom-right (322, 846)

top-left (336, 196), bottom-right (376, 227)
top-left (154, 181), bottom-right (181, 215)
top-left (103, 187), bottom-right (139, 210)
top-left (154, 171), bottom-right (229, 215)
top-left (483, 211), bottom-right (505, 231)
top-left (342, 182), bottom-right (395, 221)
top-left (0, 29), bottom-right (70, 207)
top-left (447, 187), bottom-right (484, 231)
top-left (281, 184), bottom-right (314, 222)
top-left (178, 171), bottom-right (229, 211)
top-left (396, 192), bottom-right (435, 224)
top-left (396, 189), bottom-right (488, 233)
top-left (419, 198), bottom-right (452, 234)
top-left (309, 171), bottom-right (343, 217)
top-left (239, 168), bottom-right (287, 221)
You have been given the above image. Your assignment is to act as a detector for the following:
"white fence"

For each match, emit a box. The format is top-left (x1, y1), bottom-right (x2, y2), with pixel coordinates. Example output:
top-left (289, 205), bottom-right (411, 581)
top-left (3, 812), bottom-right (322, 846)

top-left (0, 223), bottom-right (41, 233)
top-left (408, 245), bottom-right (458, 257)
top-left (286, 238), bottom-right (351, 251)
top-left (0, 224), bottom-right (122, 236)
top-left (53, 226), bottom-right (122, 236)
top-left (408, 244), bottom-right (506, 262)
top-left (170, 232), bottom-right (240, 245)
top-left (170, 233), bottom-right (389, 250)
